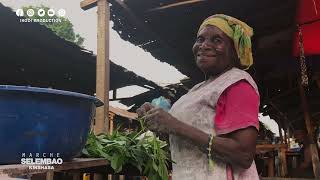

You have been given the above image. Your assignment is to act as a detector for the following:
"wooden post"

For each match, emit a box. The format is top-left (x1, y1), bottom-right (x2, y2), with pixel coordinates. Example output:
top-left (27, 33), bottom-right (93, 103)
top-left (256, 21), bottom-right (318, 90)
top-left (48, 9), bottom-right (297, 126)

top-left (95, 0), bottom-right (110, 135)
top-left (109, 112), bottom-right (115, 134)
top-left (95, 0), bottom-right (110, 179)
top-left (94, 174), bottom-right (103, 180)
top-left (279, 147), bottom-right (287, 177)
top-left (46, 171), bottom-right (54, 180)
top-left (299, 83), bottom-right (320, 178)
top-left (72, 173), bottom-right (81, 180)
top-left (267, 156), bottom-right (275, 177)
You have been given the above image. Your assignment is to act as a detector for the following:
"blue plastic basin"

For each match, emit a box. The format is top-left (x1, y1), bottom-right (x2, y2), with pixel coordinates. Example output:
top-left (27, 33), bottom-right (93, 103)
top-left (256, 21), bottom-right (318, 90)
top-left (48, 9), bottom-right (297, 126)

top-left (0, 85), bottom-right (103, 164)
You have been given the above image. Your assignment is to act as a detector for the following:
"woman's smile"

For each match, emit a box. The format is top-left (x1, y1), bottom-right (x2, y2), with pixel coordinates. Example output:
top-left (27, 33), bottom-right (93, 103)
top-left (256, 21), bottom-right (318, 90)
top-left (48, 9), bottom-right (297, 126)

top-left (197, 52), bottom-right (217, 60)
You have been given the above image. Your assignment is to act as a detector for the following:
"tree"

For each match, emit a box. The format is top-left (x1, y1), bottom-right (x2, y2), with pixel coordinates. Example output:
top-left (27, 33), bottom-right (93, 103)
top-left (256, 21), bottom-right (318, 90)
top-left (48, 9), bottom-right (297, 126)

top-left (22, 5), bottom-right (85, 47)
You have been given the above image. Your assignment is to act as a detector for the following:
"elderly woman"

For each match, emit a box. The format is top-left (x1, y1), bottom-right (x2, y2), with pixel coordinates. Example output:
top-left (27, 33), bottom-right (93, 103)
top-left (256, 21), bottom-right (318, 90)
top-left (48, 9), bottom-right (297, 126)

top-left (137, 14), bottom-right (260, 180)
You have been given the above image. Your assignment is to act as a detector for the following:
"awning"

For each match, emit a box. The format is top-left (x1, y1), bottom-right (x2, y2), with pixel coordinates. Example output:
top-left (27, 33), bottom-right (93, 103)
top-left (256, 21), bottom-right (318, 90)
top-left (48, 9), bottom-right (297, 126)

top-left (293, 0), bottom-right (320, 56)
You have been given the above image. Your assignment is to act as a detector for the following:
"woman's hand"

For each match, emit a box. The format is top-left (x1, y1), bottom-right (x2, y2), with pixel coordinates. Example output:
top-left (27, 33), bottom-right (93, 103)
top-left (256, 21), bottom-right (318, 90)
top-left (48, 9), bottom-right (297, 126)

top-left (136, 103), bottom-right (178, 134)
top-left (136, 102), bottom-right (154, 116)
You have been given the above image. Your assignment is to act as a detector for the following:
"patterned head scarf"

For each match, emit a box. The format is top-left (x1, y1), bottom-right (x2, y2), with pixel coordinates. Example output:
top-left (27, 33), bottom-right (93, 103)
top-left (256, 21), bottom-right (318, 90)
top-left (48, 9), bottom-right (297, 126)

top-left (198, 14), bottom-right (254, 69)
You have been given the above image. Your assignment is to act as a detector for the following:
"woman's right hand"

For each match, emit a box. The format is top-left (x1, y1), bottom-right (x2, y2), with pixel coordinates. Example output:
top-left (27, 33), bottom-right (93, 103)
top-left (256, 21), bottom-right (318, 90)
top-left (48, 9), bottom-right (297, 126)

top-left (136, 102), bottom-right (154, 117)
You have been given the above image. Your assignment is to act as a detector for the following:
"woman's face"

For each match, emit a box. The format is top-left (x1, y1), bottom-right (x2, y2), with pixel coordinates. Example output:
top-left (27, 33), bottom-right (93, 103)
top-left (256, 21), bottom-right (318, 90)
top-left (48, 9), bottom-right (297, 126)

top-left (192, 25), bottom-right (237, 76)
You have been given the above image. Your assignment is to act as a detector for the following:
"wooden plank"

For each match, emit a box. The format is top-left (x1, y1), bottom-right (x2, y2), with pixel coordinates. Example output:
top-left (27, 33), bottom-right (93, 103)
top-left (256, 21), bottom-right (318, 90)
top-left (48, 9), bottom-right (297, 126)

top-left (0, 164), bottom-right (46, 177)
top-left (109, 106), bottom-right (138, 120)
top-left (109, 97), bottom-right (132, 101)
top-left (261, 178), bottom-right (314, 180)
top-left (256, 144), bottom-right (287, 150)
top-left (299, 83), bottom-right (320, 178)
top-left (46, 171), bottom-right (53, 180)
top-left (80, 0), bottom-right (98, 10)
top-left (267, 157), bottom-right (275, 177)
top-left (109, 112), bottom-right (114, 134)
top-left (83, 173), bottom-right (90, 180)
top-left (93, 174), bottom-right (103, 180)
top-left (95, 0), bottom-right (110, 135)
top-left (0, 175), bottom-right (28, 180)
top-left (56, 158), bottom-right (109, 171)
top-left (147, 0), bottom-right (205, 12)
top-left (71, 172), bottom-right (80, 180)
top-left (280, 147), bottom-right (288, 177)
top-left (0, 158), bottom-right (109, 177)
top-left (108, 174), bottom-right (112, 180)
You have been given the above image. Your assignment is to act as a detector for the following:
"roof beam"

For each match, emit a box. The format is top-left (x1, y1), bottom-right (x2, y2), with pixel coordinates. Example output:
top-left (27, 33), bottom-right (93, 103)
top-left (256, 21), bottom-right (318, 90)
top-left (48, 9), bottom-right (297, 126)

top-left (110, 0), bottom-right (185, 72)
top-left (80, 0), bottom-right (98, 10)
top-left (147, 0), bottom-right (205, 12)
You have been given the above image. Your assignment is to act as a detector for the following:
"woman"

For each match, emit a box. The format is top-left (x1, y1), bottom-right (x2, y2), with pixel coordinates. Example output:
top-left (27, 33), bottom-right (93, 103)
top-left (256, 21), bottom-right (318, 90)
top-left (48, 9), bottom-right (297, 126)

top-left (137, 14), bottom-right (260, 180)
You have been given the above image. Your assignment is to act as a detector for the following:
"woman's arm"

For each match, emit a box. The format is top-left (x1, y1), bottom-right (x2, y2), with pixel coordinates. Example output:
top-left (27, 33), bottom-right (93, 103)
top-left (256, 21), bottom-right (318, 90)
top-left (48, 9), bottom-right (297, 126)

top-left (138, 106), bottom-right (257, 170)
top-left (169, 117), bottom-right (257, 170)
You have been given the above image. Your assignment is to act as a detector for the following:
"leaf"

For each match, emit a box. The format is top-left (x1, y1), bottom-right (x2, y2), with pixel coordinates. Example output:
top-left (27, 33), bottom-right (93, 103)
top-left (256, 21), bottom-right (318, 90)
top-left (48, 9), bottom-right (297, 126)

top-left (152, 161), bottom-right (159, 172)
top-left (111, 154), bottom-right (123, 173)
top-left (82, 148), bottom-right (89, 156)
top-left (97, 149), bottom-right (111, 160)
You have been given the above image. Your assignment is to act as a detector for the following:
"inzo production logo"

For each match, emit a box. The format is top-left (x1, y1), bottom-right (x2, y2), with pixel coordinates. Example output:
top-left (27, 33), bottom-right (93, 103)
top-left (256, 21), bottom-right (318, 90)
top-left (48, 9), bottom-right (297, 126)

top-left (16, 8), bottom-right (66, 23)
top-left (21, 153), bottom-right (63, 170)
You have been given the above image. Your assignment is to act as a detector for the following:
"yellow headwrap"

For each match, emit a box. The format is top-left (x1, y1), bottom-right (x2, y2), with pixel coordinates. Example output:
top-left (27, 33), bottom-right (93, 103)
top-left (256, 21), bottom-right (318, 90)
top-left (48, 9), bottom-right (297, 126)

top-left (198, 14), bottom-right (254, 69)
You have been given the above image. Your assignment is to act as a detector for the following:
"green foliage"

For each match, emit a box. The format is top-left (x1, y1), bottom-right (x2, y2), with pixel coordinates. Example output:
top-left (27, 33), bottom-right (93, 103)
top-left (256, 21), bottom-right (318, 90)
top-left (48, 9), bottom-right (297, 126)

top-left (22, 5), bottom-right (84, 47)
top-left (83, 118), bottom-right (171, 180)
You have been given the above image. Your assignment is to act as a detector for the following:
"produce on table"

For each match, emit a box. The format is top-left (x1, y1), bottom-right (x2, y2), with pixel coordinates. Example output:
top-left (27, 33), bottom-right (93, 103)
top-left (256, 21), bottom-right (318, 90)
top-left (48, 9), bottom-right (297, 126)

top-left (82, 118), bottom-right (171, 180)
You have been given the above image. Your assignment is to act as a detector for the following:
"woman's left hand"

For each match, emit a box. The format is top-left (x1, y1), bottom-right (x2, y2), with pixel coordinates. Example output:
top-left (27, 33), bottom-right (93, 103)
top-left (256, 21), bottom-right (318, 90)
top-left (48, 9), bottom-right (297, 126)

top-left (144, 107), bottom-right (179, 134)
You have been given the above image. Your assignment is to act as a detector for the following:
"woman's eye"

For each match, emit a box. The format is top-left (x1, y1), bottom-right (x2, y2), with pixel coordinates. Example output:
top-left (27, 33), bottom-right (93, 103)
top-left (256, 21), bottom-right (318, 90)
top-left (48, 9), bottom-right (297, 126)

top-left (196, 36), bottom-right (204, 42)
top-left (212, 38), bottom-right (221, 44)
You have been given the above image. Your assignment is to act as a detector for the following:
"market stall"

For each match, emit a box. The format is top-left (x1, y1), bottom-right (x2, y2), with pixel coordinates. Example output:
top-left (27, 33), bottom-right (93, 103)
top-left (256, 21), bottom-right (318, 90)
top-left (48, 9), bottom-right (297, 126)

top-left (80, 0), bottom-right (320, 179)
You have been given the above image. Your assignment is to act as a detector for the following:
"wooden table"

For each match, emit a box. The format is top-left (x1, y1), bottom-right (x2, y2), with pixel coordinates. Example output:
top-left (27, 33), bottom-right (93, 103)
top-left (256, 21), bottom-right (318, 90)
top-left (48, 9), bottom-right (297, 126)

top-left (257, 144), bottom-right (288, 177)
top-left (261, 178), bottom-right (315, 180)
top-left (0, 158), bottom-right (109, 180)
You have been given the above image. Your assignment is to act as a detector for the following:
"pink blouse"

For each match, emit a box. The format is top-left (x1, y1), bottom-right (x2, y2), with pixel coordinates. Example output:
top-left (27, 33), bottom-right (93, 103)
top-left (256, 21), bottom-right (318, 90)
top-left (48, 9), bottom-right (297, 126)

top-left (215, 80), bottom-right (259, 135)
top-left (215, 80), bottom-right (259, 180)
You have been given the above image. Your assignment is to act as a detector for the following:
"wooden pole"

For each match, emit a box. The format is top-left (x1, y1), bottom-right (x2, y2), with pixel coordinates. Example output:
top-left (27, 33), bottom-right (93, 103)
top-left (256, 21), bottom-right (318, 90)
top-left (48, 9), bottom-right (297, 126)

top-left (94, 1), bottom-right (109, 178)
top-left (299, 83), bottom-right (320, 178)
top-left (95, 2), bottom-right (110, 179)
top-left (80, 0), bottom-right (98, 10)
top-left (279, 126), bottom-right (284, 144)
top-left (109, 112), bottom-right (115, 134)
top-left (95, 0), bottom-right (110, 135)
top-left (46, 171), bottom-right (54, 180)
top-left (267, 156), bottom-right (275, 177)
top-left (279, 147), bottom-right (288, 177)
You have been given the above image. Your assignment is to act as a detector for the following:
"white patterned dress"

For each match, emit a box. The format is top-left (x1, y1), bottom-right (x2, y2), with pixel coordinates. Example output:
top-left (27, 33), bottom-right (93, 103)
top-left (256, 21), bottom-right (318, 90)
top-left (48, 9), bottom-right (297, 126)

top-left (169, 68), bottom-right (260, 180)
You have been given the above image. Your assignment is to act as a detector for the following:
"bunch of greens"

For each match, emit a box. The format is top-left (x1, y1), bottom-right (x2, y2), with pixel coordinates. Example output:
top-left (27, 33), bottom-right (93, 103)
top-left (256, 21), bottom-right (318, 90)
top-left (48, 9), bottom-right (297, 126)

top-left (82, 118), bottom-right (171, 180)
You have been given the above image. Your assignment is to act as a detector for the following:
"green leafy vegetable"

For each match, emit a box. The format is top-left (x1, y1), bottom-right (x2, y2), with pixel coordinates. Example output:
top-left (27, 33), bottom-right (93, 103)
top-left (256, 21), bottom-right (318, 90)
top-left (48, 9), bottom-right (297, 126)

top-left (82, 118), bottom-right (171, 180)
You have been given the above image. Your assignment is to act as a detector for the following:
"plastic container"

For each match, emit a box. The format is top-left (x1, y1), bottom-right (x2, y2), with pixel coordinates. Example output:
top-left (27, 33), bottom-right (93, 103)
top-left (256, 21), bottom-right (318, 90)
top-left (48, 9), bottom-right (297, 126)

top-left (0, 85), bottom-right (103, 164)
